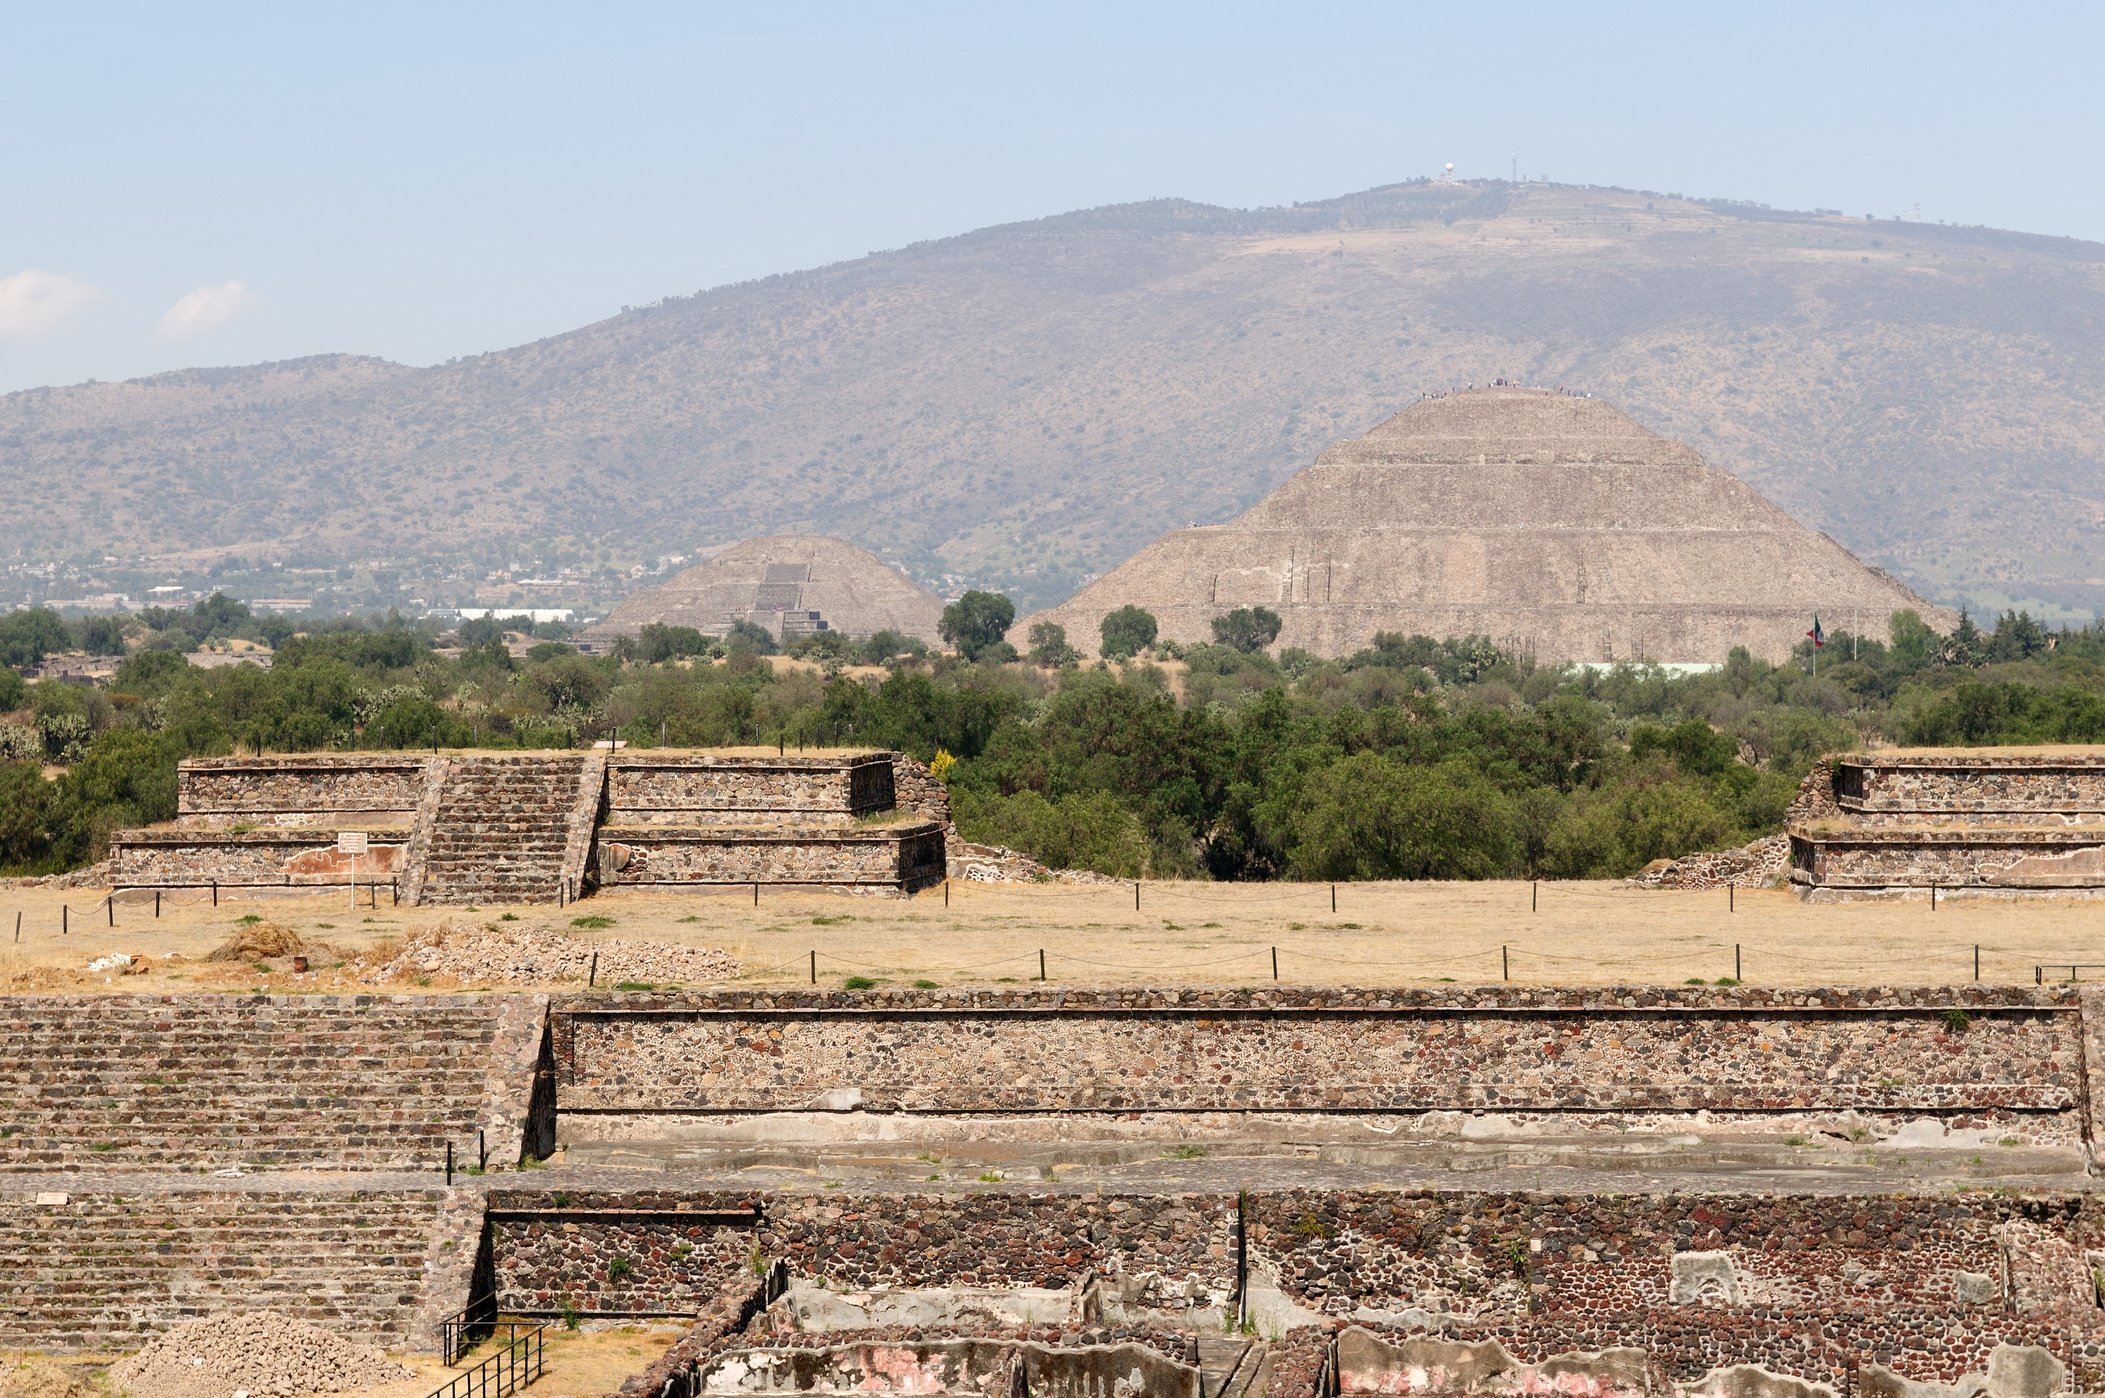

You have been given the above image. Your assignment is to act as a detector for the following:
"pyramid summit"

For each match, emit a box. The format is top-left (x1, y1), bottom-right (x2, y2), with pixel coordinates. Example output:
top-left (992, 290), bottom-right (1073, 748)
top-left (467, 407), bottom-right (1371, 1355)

top-left (1024, 386), bottom-right (1953, 664)
top-left (593, 535), bottom-right (944, 644)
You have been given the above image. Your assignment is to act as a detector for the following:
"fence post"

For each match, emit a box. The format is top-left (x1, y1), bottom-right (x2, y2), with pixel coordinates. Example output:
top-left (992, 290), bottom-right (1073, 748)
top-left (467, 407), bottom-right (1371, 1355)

top-left (1330, 884), bottom-right (1336, 914)
top-left (753, 881), bottom-right (759, 907)
top-left (1039, 948), bottom-right (1047, 982)
top-left (479, 1127), bottom-right (487, 1170)
top-left (1531, 880), bottom-right (1537, 913)
top-left (944, 880), bottom-right (950, 908)
top-left (106, 895), bottom-right (114, 927)
top-left (588, 951), bottom-right (598, 988)
top-left (1729, 883), bottom-right (1735, 913)
top-left (1134, 881), bottom-right (1140, 912)
top-left (809, 949), bottom-right (816, 985)
top-left (1501, 945), bottom-right (1508, 981)
top-left (1931, 884), bottom-right (1938, 911)
top-left (446, 1140), bottom-right (454, 1186)
top-left (12, 912), bottom-right (17, 943)
top-left (1735, 944), bottom-right (1741, 981)
top-left (212, 879), bottom-right (218, 907)
top-left (1271, 946), bottom-right (1279, 981)
top-left (1975, 945), bottom-right (1981, 981)
top-left (61, 906), bottom-right (66, 937)
top-left (155, 890), bottom-right (161, 919)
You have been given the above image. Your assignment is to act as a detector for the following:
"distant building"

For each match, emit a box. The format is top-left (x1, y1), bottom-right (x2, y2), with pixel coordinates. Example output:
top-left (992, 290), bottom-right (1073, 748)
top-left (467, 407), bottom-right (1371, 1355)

top-left (588, 536), bottom-right (943, 644)
top-left (1018, 386), bottom-right (1956, 664)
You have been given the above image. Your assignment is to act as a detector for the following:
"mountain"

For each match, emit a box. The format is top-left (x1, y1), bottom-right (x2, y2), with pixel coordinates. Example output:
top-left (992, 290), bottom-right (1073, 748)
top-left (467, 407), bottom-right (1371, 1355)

top-left (4, 180), bottom-right (2103, 617)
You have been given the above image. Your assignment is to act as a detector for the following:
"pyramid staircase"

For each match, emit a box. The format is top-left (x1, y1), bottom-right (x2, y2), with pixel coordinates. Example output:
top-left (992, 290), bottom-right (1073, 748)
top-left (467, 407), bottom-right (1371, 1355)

top-left (404, 753), bottom-right (605, 906)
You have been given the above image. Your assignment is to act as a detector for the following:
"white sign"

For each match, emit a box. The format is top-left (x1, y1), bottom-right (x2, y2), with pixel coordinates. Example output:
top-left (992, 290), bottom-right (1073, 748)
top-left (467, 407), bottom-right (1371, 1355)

top-left (336, 831), bottom-right (369, 856)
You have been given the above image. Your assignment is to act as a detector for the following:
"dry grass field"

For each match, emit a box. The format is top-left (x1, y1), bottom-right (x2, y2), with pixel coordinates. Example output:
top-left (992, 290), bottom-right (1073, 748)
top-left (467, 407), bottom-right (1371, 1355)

top-left (4, 876), bottom-right (2099, 993)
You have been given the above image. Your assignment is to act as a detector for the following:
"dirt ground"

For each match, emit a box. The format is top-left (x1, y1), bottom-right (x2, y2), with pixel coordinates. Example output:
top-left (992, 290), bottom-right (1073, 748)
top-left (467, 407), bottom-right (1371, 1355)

top-left (3, 876), bottom-right (2098, 992)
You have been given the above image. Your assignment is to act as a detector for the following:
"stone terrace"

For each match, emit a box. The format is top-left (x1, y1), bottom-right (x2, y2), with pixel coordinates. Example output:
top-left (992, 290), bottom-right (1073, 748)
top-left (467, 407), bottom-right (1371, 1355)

top-left (1792, 750), bottom-right (2105, 898)
top-left (0, 994), bottom-right (544, 1171)
top-left (0, 1185), bottom-right (451, 1350)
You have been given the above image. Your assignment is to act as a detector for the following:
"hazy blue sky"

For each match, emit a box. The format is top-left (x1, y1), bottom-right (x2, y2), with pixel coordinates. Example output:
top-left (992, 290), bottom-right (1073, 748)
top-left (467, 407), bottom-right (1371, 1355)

top-left (3, 2), bottom-right (2096, 393)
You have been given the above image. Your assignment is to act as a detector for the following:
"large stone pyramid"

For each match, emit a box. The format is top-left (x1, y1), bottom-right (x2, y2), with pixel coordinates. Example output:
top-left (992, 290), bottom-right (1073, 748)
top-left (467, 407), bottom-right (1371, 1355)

top-left (593, 535), bottom-right (944, 643)
top-left (1023, 387), bottom-right (1953, 664)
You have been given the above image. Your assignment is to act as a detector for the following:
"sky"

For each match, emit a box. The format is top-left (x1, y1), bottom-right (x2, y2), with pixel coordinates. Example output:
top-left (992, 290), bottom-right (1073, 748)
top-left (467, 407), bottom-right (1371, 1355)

top-left (3, 1), bottom-right (2100, 394)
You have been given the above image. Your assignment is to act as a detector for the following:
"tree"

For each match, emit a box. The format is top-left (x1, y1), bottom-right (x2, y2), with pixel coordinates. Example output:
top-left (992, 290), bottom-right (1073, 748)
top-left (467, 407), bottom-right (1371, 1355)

top-left (1886, 610), bottom-right (1937, 672)
top-left (77, 616), bottom-right (128, 656)
top-left (939, 591), bottom-right (1016, 661)
top-left (1286, 754), bottom-right (1517, 880)
top-left (0, 609), bottom-right (71, 669)
top-left (724, 620), bottom-right (778, 655)
top-left (1027, 622), bottom-right (1078, 668)
top-left (1211, 606), bottom-right (1282, 655)
top-left (1099, 605), bottom-right (1158, 661)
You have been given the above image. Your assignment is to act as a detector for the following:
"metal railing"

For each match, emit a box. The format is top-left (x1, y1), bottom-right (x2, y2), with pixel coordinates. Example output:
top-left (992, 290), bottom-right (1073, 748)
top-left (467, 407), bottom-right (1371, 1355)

top-left (428, 1321), bottom-right (544, 1398)
top-left (435, 1290), bottom-right (501, 1367)
top-left (2037, 964), bottom-right (2105, 984)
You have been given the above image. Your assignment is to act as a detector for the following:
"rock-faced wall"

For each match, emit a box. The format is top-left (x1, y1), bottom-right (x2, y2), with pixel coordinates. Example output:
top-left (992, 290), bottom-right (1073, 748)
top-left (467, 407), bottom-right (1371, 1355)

top-left (177, 754), bottom-right (431, 825)
top-left (1251, 1190), bottom-right (2105, 1389)
top-left (605, 753), bottom-right (896, 826)
top-left (489, 1186), bottom-right (2105, 1392)
top-left (596, 821), bottom-right (946, 891)
top-left (1790, 831), bottom-right (2105, 890)
top-left (550, 988), bottom-right (2082, 1119)
top-left (1838, 757), bottom-right (2105, 815)
top-left (110, 827), bottom-right (410, 888)
top-left (486, 1189), bottom-right (1236, 1321)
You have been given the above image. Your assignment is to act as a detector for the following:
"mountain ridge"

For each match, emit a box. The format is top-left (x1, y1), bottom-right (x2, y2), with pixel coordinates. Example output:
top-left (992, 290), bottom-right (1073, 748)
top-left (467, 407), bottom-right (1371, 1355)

top-left (5, 179), bottom-right (2103, 617)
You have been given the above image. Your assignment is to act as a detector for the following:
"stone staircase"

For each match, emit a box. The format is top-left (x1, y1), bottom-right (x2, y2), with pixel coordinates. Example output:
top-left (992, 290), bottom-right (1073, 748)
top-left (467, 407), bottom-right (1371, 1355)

top-left (408, 754), bottom-right (604, 906)
top-left (0, 1188), bottom-right (449, 1349)
top-left (0, 996), bottom-right (515, 1171)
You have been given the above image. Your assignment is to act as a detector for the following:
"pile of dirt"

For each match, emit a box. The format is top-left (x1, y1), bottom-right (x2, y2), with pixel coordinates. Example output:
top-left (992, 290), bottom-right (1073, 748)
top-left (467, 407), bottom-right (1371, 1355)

top-left (109, 1310), bottom-right (409, 1397)
top-left (205, 921), bottom-right (306, 962)
top-left (0, 1356), bottom-right (102, 1398)
top-left (376, 918), bottom-right (742, 986)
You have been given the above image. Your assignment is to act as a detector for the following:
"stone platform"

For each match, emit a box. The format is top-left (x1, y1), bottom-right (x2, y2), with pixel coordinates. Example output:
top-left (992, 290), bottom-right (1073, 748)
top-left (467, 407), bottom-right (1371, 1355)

top-left (1791, 750), bottom-right (2105, 898)
top-left (23, 985), bottom-right (2105, 1398)
top-left (107, 748), bottom-right (945, 904)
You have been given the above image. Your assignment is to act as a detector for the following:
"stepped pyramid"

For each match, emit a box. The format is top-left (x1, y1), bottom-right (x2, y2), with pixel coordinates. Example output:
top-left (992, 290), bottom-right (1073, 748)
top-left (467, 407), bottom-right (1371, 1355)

top-left (1024, 387), bottom-right (1953, 664)
top-left (593, 535), bottom-right (944, 644)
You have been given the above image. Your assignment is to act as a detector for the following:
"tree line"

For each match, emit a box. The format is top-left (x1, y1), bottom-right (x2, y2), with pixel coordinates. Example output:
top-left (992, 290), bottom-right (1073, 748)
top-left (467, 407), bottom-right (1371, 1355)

top-left (1, 592), bottom-right (2100, 880)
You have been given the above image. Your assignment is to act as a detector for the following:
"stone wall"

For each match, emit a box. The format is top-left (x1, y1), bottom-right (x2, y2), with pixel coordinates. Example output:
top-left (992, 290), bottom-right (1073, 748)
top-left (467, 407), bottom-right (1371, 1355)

top-left (1250, 1190), bottom-right (2105, 1388)
top-left (0, 993), bottom-right (545, 1171)
top-left (487, 1185), bottom-right (2105, 1392)
top-left (109, 827), bottom-right (410, 888)
top-left (595, 820), bottom-right (947, 892)
top-left (1839, 757), bottom-right (2105, 814)
top-left (549, 988), bottom-right (2082, 1119)
top-left (1790, 830), bottom-right (2105, 890)
top-left (486, 1189), bottom-right (1236, 1321)
top-left (177, 754), bottom-right (431, 825)
top-left (0, 1187), bottom-right (450, 1349)
top-left (605, 753), bottom-right (896, 826)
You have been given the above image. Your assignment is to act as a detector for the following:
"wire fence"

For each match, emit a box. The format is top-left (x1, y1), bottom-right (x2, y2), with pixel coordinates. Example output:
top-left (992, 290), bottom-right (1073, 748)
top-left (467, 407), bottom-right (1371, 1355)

top-left (6, 874), bottom-right (2095, 989)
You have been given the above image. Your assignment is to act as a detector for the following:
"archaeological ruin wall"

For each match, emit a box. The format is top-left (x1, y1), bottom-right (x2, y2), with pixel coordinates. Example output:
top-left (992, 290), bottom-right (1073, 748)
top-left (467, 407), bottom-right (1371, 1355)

top-left (106, 747), bottom-right (945, 902)
top-left (1791, 753), bottom-right (2105, 899)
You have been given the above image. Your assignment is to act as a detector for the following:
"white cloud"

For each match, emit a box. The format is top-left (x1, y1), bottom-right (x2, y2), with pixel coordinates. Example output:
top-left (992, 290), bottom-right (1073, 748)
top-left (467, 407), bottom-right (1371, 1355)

top-left (0, 269), bottom-right (100, 337)
top-left (157, 281), bottom-right (255, 340)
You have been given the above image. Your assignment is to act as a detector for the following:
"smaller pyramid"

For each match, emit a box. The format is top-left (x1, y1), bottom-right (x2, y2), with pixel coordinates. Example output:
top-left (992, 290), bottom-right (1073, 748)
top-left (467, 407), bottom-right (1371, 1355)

top-left (1022, 387), bottom-right (1953, 664)
top-left (593, 536), bottom-right (943, 643)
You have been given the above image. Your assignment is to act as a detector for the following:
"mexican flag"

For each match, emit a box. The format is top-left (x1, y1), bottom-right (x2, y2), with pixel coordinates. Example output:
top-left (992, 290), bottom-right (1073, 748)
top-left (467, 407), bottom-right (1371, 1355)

top-left (1806, 615), bottom-right (1825, 649)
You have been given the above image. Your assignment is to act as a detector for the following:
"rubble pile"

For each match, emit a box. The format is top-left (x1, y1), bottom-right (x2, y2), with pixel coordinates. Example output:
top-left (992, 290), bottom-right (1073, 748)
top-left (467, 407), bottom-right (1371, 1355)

top-left (377, 918), bottom-right (742, 985)
top-left (109, 1310), bottom-right (409, 1398)
top-left (1630, 833), bottom-right (1791, 890)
